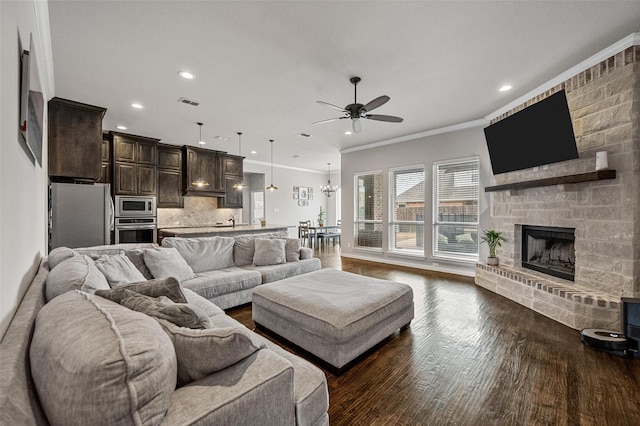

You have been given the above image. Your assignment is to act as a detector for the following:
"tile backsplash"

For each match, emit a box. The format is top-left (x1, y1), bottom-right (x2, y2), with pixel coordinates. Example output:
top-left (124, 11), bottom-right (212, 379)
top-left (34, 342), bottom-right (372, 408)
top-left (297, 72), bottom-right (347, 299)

top-left (157, 196), bottom-right (242, 228)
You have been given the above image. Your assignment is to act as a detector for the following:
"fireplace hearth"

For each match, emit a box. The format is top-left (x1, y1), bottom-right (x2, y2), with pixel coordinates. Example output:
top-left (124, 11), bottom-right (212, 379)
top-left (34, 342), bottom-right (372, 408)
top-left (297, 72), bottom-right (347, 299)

top-left (521, 225), bottom-right (575, 281)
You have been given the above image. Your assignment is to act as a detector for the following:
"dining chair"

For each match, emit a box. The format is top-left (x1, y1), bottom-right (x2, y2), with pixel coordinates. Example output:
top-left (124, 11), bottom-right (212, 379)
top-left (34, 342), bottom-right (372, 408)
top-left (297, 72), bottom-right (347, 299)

top-left (298, 221), bottom-right (311, 247)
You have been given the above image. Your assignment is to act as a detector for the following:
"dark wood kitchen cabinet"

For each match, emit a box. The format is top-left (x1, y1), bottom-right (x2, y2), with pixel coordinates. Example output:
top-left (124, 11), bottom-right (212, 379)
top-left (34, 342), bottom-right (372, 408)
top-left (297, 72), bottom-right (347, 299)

top-left (97, 133), bottom-right (111, 184)
top-left (182, 146), bottom-right (225, 197)
top-left (110, 132), bottom-right (159, 196)
top-left (157, 144), bottom-right (183, 208)
top-left (219, 154), bottom-right (244, 208)
top-left (48, 97), bottom-right (107, 182)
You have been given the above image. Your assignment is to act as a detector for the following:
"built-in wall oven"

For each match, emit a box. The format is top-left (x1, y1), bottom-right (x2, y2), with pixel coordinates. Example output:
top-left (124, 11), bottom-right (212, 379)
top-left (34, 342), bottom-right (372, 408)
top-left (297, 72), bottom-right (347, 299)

top-left (114, 196), bottom-right (157, 244)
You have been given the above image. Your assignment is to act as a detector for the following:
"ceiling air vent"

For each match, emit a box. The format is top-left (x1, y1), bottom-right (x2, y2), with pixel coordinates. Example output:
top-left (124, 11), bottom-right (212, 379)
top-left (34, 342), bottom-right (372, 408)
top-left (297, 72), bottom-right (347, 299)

top-left (178, 97), bottom-right (200, 107)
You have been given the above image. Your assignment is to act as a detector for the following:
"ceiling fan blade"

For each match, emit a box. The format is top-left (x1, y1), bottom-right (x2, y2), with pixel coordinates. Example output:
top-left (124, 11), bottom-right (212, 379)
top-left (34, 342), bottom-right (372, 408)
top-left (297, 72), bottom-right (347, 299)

top-left (317, 101), bottom-right (346, 112)
top-left (312, 117), bottom-right (347, 125)
top-left (362, 95), bottom-right (390, 113)
top-left (364, 114), bottom-right (404, 123)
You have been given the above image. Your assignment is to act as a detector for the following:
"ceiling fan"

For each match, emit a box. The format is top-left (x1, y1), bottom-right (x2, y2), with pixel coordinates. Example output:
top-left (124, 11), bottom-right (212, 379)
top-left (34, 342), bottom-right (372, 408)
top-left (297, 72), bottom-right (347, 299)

top-left (313, 76), bottom-right (403, 133)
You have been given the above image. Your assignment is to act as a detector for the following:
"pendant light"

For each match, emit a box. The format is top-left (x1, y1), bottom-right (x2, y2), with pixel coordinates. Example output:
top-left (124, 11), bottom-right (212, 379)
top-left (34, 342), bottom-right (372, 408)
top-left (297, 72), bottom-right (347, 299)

top-left (191, 122), bottom-right (209, 187)
top-left (321, 162), bottom-right (339, 197)
top-left (232, 132), bottom-right (248, 190)
top-left (266, 139), bottom-right (278, 191)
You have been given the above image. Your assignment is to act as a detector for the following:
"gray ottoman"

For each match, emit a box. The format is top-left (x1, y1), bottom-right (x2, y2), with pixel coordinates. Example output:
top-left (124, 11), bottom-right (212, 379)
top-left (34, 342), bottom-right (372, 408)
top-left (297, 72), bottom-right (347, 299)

top-left (252, 268), bottom-right (414, 374)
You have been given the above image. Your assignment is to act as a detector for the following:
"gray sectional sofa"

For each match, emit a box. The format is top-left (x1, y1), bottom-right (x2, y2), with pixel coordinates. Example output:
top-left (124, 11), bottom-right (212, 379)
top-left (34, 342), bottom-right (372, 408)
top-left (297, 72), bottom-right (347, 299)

top-left (0, 236), bottom-right (328, 425)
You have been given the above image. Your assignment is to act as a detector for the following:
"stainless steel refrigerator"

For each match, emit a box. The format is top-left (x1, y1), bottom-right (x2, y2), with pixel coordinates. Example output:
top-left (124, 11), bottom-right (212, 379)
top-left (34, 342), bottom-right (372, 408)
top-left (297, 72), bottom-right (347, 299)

top-left (50, 182), bottom-right (114, 249)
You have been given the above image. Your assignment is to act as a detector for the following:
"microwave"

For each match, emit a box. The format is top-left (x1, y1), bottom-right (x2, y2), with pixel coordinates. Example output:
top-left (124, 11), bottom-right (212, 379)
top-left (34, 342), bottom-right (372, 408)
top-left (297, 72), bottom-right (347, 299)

top-left (115, 196), bottom-right (156, 217)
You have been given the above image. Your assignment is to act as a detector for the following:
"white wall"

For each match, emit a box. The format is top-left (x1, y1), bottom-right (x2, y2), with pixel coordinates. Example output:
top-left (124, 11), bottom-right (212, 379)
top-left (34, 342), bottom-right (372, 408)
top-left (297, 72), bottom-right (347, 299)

top-left (1, 0), bottom-right (54, 339)
top-left (244, 162), bottom-right (329, 238)
top-left (340, 126), bottom-right (493, 276)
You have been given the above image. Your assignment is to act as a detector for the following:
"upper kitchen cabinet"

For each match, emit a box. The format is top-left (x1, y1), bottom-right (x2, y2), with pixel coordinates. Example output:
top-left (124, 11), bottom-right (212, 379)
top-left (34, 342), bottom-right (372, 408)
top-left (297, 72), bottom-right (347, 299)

top-left (97, 133), bottom-right (111, 184)
top-left (48, 98), bottom-right (107, 182)
top-left (219, 154), bottom-right (244, 208)
top-left (110, 132), bottom-right (160, 196)
top-left (182, 146), bottom-right (225, 197)
top-left (157, 144), bottom-right (183, 208)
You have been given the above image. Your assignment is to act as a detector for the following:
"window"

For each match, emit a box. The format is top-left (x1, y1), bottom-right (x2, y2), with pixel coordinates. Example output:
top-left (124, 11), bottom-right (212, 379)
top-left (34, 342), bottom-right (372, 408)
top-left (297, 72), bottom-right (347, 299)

top-left (433, 157), bottom-right (479, 261)
top-left (354, 171), bottom-right (383, 249)
top-left (389, 165), bottom-right (425, 255)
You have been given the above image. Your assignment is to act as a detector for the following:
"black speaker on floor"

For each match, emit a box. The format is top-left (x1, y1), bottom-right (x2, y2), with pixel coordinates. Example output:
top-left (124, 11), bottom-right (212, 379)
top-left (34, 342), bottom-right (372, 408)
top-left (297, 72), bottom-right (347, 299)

top-left (622, 297), bottom-right (640, 358)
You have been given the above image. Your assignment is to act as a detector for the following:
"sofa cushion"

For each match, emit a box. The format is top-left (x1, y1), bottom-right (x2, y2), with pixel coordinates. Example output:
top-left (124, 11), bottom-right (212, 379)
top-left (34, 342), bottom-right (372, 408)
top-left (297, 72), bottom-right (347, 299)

top-left (94, 253), bottom-right (146, 287)
top-left (182, 288), bottom-right (226, 318)
top-left (253, 238), bottom-right (286, 266)
top-left (285, 238), bottom-right (301, 262)
top-left (125, 248), bottom-right (155, 279)
top-left (233, 235), bottom-right (257, 266)
top-left (120, 289), bottom-right (212, 329)
top-left (47, 246), bottom-right (76, 269)
top-left (30, 290), bottom-right (177, 426)
top-left (144, 247), bottom-right (195, 282)
top-left (244, 258), bottom-right (322, 284)
top-left (45, 255), bottom-right (110, 302)
top-left (95, 276), bottom-right (188, 304)
top-left (157, 319), bottom-right (267, 387)
top-left (181, 267), bottom-right (262, 300)
top-left (162, 236), bottom-right (235, 273)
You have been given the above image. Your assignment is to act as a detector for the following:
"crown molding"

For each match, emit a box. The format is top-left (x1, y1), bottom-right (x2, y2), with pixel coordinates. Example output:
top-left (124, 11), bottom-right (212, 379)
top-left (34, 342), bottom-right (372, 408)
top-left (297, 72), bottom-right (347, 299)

top-left (485, 32), bottom-right (640, 121)
top-left (340, 119), bottom-right (488, 154)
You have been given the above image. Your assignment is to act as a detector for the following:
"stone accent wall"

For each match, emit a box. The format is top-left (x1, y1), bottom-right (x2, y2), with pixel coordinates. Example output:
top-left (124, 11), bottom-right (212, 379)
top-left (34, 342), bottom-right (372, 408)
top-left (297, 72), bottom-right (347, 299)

top-left (477, 45), bottom-right (640, 329)
top-left (157, 197), bottom-right (241, 228)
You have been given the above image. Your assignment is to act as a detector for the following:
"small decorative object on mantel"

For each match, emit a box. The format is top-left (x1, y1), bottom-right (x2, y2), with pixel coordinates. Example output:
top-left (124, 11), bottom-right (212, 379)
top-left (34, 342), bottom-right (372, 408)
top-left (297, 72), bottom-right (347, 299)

top-left (480, 229), bottom-right (506, 266)
top-left (318, 206), bottom-right (326, 226)
top-left (595, 151), bottom-right (608, 171)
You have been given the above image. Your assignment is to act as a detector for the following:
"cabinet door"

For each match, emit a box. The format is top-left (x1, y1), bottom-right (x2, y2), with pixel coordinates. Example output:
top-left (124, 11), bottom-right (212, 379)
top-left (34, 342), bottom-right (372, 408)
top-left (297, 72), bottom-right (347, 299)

top-left (137, 165), bottom-right (157, 196)
top-left (158, 169), bottom-right (183, 208)
top-left (113, 136), bottom-right (136, 163)
top-left (223, 155), bottom-right (243, 175)
top-left (101, 135), bottom-right (111, 162)
top-left (48, 98), bottom-right (105, 181)
top-left (137, 141), bottom-right (158, 165)
top-left (113, 162), bottom-right (136, 195)
top-left (158, 145), bottom-right (182, 169)
top-left (221, 175), bottom-right (243, 208)
top-left (97, 162), bottom-right (111, 184)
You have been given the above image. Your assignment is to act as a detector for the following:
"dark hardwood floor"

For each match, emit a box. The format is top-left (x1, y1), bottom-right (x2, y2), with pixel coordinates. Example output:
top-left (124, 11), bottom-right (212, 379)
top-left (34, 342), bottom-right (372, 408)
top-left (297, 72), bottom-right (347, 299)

top-left (227, 246), bottom-right (640, 425)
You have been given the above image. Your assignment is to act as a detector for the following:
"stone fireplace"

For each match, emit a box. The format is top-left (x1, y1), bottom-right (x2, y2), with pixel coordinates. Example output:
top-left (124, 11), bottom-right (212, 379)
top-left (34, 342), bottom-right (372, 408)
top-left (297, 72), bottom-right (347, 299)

top-left (521, 225), bottom-right (575, 281)
top-left (475, 44), bottom-right (640, 330)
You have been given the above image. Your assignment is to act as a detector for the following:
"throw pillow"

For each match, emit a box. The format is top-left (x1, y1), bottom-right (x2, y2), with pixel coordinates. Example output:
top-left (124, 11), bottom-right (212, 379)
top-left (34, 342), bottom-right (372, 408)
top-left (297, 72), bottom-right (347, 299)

top-left (31, 290), bottom-right (176, 426)
top-left (143, 247), bottom-right (195, 282)
top-left (253, 238), bottom-right (286, 266)
top-left (119, 289), bottom-right (212, 329)
top-left (157, 319), bottom-right (266, 386)
top-left (284, 238), bottom-right (301, 262)
top-left (94, 253), bottom-right (146, 287)
top-left (162, 236), bottom-right (235, 273)
top-left (47, 246), bottom-right (76, 269)
top-left (45, 255), bottom-right (110, 302)
top-left (233, 235), bottom-right (257, 266)
top-left (95, 276), bottom-right (188, 304)
top-left (124, 248), bottom-right (155, 279)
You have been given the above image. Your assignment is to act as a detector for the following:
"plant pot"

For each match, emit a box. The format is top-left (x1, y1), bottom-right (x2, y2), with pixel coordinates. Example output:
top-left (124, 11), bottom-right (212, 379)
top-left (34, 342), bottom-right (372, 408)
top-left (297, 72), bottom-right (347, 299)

top-left (487, 256), bottom-right (499, 266)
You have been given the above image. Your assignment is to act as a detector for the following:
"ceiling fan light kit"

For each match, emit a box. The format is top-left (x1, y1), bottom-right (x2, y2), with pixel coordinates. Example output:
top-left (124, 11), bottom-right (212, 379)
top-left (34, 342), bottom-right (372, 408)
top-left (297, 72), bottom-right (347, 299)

top-left (313, 76), bottom-right (404, 133)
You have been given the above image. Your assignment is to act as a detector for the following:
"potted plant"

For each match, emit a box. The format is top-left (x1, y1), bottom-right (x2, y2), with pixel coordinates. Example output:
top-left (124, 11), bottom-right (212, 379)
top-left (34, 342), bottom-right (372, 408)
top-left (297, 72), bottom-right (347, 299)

top-left (318, 206), bottom-right (326, 227)
top-left (480, 229), bottom-right (506, 266)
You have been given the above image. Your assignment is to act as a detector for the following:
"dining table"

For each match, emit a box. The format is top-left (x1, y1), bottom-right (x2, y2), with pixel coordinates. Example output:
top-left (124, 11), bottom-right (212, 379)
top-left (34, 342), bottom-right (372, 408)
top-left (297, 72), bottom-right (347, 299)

top-left (306, 225), bottom-right (341, 249)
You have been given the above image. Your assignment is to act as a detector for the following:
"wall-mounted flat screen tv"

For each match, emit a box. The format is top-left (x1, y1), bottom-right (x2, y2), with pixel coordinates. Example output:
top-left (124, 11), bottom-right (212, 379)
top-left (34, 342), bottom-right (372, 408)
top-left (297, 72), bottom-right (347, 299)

top-left (484, 90), bottom-right (578, 175)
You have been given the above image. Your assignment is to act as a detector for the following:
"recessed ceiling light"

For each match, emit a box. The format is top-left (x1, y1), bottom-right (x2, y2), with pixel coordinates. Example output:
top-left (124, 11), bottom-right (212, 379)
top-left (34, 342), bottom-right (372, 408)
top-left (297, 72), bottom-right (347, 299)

top-left (116, 125), bottom-right (127, 130)
top-left (345, 130), bottom-right (353, 135)
top-left (178, 71), bottom-right (195, 80)
top-left (499, 85), bottom-right (512, 92)
top-left (250, 150), bottom-right (257, 154)
top-left (131, 103), bottom-right (144, 109)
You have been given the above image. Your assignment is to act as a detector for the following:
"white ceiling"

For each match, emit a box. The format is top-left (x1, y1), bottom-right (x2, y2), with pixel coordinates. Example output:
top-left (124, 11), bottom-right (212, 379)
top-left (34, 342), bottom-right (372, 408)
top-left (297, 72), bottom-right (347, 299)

top-left (47, 1), bottom-right (640, 172)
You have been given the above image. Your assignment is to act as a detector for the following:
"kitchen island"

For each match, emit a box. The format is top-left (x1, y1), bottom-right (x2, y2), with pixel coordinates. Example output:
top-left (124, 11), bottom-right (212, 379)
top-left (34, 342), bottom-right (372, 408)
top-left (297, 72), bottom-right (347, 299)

top-left (158, 224), bottom-right (293, 241)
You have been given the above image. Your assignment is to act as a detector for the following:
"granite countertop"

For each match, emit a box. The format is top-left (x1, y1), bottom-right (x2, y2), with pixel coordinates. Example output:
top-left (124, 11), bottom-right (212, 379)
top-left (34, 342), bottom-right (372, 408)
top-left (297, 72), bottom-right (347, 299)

top-left (158, 224), bottom-right (293, 236)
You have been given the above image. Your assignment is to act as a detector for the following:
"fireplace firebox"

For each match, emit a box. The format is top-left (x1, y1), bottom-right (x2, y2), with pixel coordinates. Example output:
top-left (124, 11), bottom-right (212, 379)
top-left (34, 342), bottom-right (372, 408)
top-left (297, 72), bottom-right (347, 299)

top-left (521, 225), bottom-right (575, 281)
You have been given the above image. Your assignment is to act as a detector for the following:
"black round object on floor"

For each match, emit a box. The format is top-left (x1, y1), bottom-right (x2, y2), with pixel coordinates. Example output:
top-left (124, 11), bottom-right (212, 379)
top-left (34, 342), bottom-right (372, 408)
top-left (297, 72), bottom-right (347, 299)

top-left (581, 328), bottom-right (629, 352)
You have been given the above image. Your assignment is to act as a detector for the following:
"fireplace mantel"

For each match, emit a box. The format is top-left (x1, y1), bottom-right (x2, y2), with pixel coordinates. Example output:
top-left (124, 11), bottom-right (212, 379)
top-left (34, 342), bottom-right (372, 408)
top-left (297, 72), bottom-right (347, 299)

top-left (484, 169), bottom-right (616, 192)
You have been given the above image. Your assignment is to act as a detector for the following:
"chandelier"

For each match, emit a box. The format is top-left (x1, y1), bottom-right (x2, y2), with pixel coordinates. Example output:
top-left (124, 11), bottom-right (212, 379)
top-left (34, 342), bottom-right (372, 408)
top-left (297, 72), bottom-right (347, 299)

top-left (320, 162), bottom-right (338, 197)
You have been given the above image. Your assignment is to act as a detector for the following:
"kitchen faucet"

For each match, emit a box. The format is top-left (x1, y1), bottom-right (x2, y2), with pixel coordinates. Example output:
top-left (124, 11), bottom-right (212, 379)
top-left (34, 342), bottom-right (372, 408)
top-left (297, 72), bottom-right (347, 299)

top-left (229, 216), bottom-right (235, 227)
